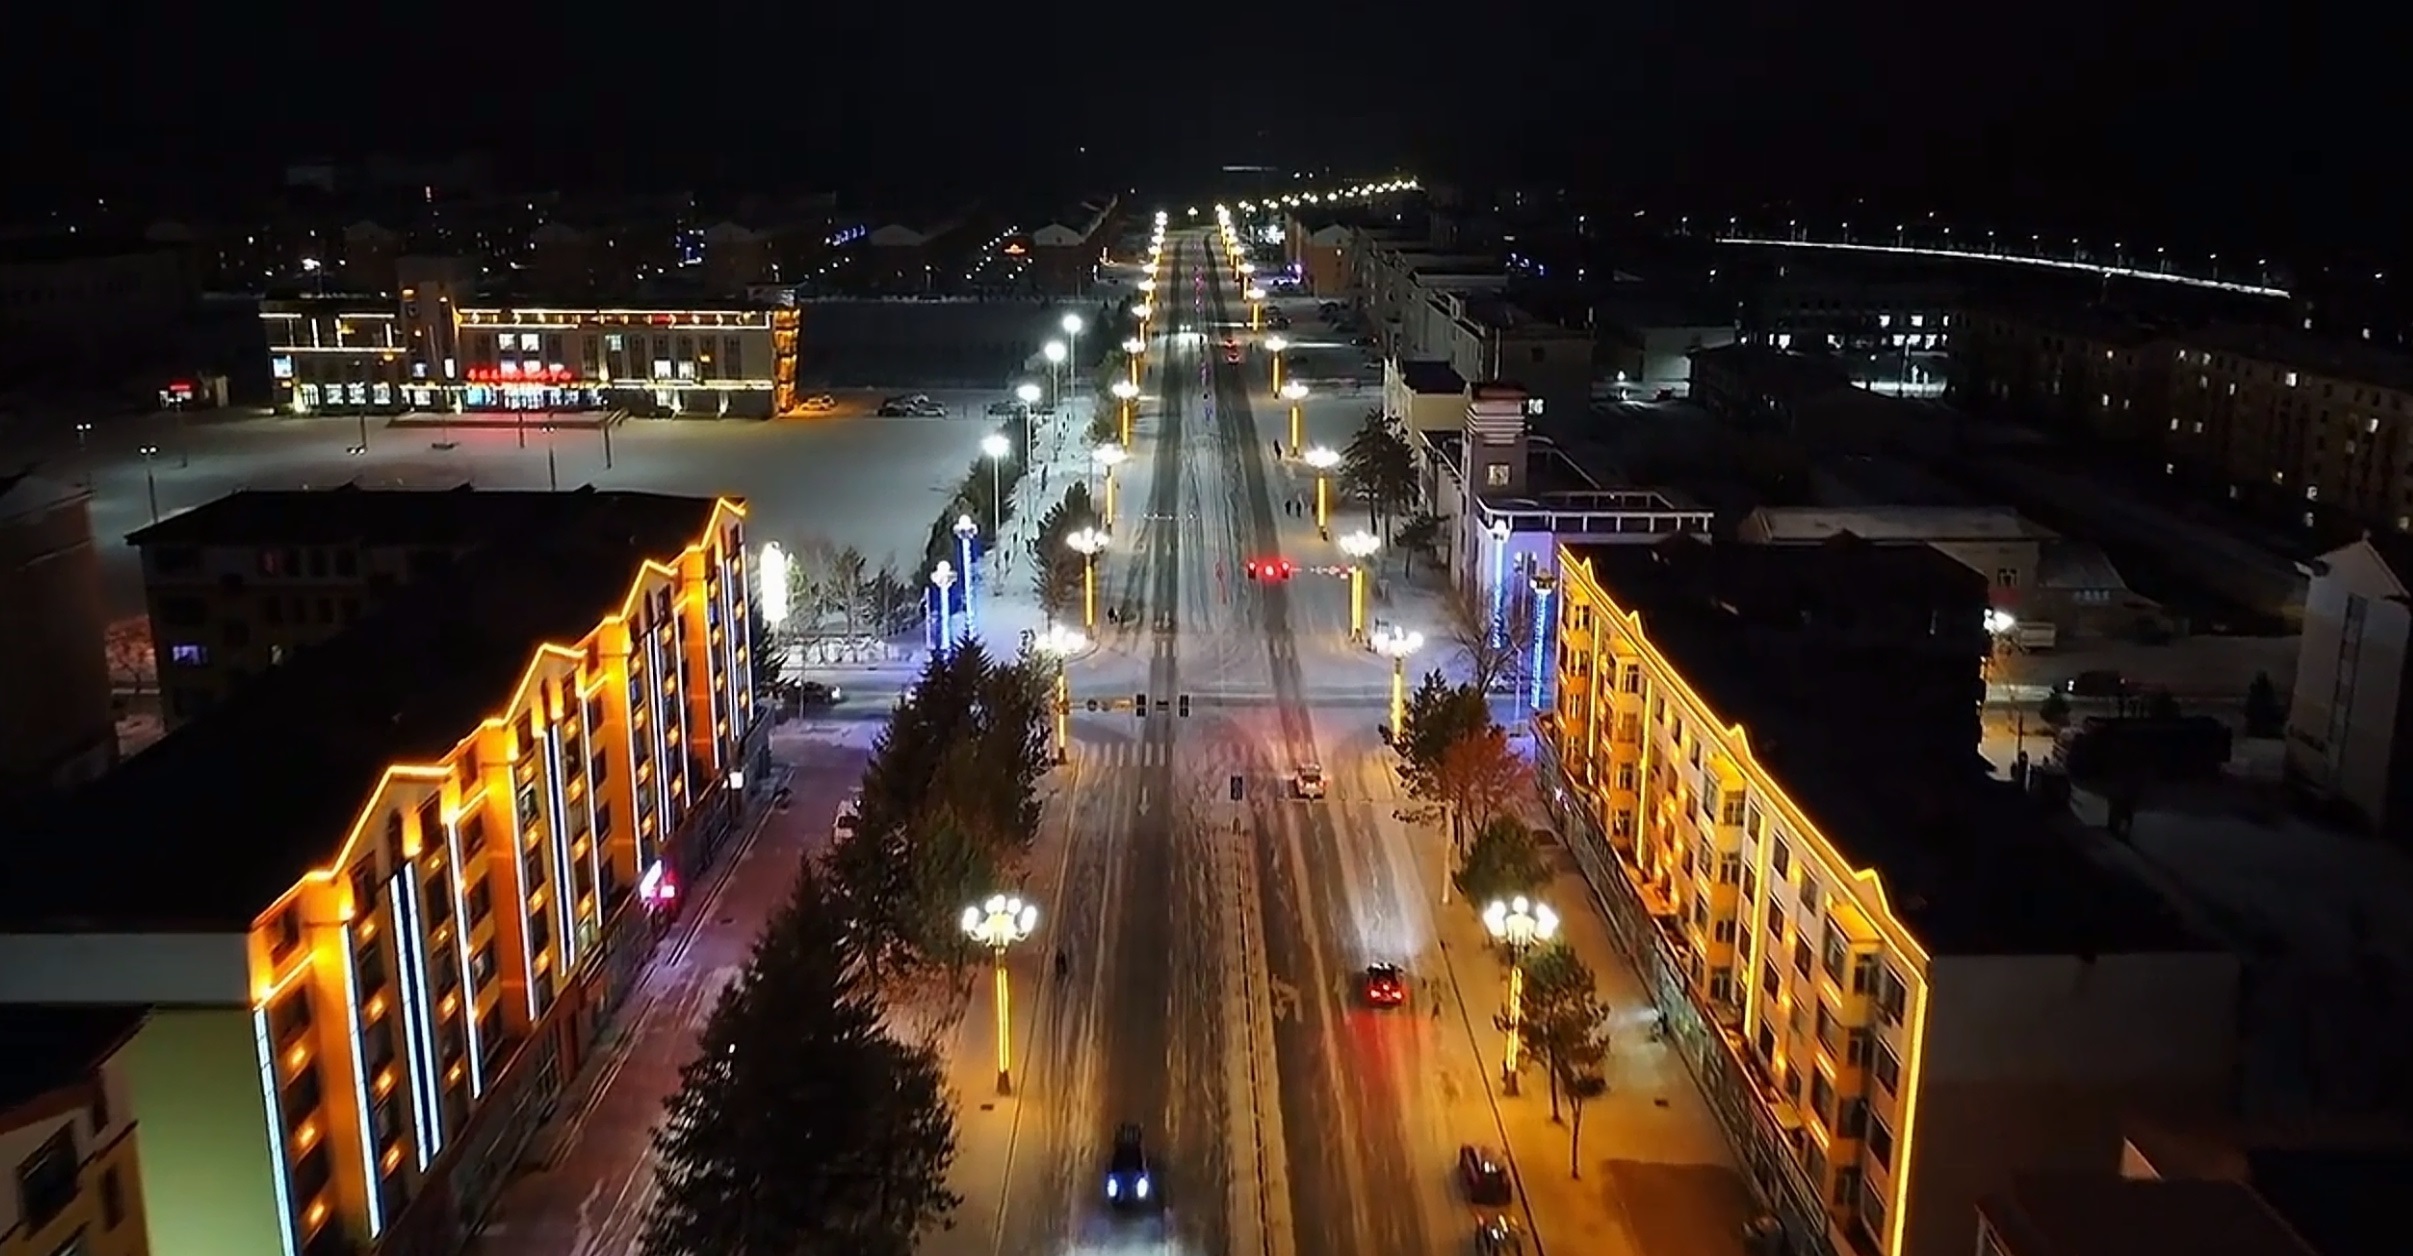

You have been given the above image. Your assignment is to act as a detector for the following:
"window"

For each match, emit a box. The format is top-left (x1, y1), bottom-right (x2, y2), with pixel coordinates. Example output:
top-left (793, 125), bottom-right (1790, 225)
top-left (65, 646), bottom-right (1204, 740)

top-left (1866, 1116), bottom-right (1895, 1168)
top-left (88, 1075), bottom-right (111, 1132)
top-left (465, 879), bottom-right (492, 926)
top-left (1810, 1073), bottom-right (1835, 1128)
top-left (1822, 923), bottom-right (1847, 979)
top-left (1873, 1040), bottom-right (1901, 1094)
top-left (101, 1164), bottom-right (125, 1227)
top-left (1995, 567), bottom-right (2018, 587)
top-left (271, 906), bottom-right (303, 959)
top-left (1485, 462), bottom-right (1511, 487)
top-left (1771, 840), bottom-right (1791, 881)
top-left (1876, 964), bottom-right (1907, 1024)
top-left (14, 1126), bottom-right (78, 1232)
top-left (169, 643), bottom-right (209, 667)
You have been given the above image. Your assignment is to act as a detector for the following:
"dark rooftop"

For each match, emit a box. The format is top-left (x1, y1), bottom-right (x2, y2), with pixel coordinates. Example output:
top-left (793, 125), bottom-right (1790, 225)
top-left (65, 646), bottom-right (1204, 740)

top-left (127, 483), bottom-right (635, 549)
top-left (1574, 534), bottom-right (2206, 956)
top-left (2247, 1145), bottom-right (2413, 1256)
top-left (1979, 1174), bottom-right (2313, 1256)
top-left (0, 1006), bottom-right (147, 1118)
top-left (1397, 359), bottom-right (1465, 396)
top-left (0, 234), bottom-right (181, 267)
top-left (1, 488), bottom-right (723, 933)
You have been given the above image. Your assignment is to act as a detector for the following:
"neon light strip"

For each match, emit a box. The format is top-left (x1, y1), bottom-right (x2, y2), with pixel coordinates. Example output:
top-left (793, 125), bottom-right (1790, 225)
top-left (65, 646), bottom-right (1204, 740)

top-left (392, 876), bottom-right (443, 1168)
top-left (510, 801), bottom-right (540, 1024)
top-left (582, 732), bottom-right (604, 926)
top-left (544, 722), bottom-right (578, 970)
top-left (337, 924), bottom-right (385, 1237)
top-left (624, 664), bottom-right (647, 868)
top-left (441, 818), bottom-right (487, 1099)
top-left (649, 631), bottom-right (674, 823)
top-left (1710, 236), bottom-right (2292, 300)
top-left (249, 1009), bottom-right (303, 1256)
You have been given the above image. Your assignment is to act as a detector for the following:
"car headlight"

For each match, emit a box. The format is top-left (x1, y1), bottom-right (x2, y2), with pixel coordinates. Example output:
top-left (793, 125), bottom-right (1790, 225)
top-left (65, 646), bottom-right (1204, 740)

top-left (1105, 1176), bottom-right (1118, 1198)
top-left (1136, 1174), bottom-right (1150, 1199)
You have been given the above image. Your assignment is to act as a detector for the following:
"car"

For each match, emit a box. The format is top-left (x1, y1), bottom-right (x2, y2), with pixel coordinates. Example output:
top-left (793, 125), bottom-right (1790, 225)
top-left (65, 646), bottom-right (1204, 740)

top-left (1459, 1144), bottom-right (1514, 1205)
top-left (2064, 669), bottom-right (2129, 697)
top-left (909, 402), bottom-right (949, 418)
top-left (1292, 764), bottom-right (1326, 800)
top-left (1475, 1217), bottom-right (1528, 1255)
top-left (797, 681), bottom-right (842, 707)
top-left (833, 795), bottom-right (861, 841)
top-left (1105, 1123), bottom-right (1155, 1208)
top-left (876, 401), bottom-right (913, 417)
top-left (799, 393), bottom-right (837, 412)
top-left (1360, 963), bottom-right (1406, 1007)
top-left (986, 399), bottom-right (1024, 416)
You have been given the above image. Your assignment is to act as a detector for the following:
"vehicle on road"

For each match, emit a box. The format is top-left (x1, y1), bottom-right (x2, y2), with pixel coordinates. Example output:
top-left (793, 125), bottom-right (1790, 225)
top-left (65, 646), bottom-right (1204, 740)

top-left (986, 399), bottom-right (1025, 417)
top-left (799, 393), bottom-right (837, 412)
top-left (1222, 340), bottom-right (1243, 364)
top-left (2063, 669), bottom-right (2129, 697)
top-left (1292, 764), bottom-right (1326, 800)
top-left (1475, 1216), bottom-right (1528, 1255)
top-left (1459, 1144), bottom-right (1514, 1205)
top-left (1360, 962), bottom-right (1406, 1007)
top-left (1105, 1123), bottom-right (1155, 1208)
top-left (797, 681), bottom-right (842, 707)
top-left (833, 795), bottom-right (861, 841)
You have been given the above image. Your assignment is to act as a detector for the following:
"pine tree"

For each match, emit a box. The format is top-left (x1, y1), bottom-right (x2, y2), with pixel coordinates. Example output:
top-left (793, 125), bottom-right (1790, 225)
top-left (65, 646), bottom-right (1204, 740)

top-left (640, 867), bottom-right (962, 1256)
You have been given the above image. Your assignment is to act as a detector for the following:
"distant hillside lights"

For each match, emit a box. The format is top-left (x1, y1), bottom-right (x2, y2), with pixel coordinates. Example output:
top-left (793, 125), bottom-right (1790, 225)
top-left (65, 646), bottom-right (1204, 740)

top-left (1234, 177), bottom-right (1418, 216)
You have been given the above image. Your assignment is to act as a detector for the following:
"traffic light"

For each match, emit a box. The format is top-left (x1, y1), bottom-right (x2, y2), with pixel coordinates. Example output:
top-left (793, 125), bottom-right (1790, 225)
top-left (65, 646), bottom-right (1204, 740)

top-left (1178, 694), bottom-right (1191, 718)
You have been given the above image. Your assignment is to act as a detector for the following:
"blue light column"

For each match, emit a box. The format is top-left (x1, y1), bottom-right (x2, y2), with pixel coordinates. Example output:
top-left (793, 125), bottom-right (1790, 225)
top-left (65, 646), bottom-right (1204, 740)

top-left (1529, 577), bottom-right (1555, 711)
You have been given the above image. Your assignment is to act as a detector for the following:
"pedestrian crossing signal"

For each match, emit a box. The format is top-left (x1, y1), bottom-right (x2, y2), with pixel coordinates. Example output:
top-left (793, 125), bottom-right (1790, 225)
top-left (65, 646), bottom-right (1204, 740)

top-left (1178, 694), bottom-right (1190, 717)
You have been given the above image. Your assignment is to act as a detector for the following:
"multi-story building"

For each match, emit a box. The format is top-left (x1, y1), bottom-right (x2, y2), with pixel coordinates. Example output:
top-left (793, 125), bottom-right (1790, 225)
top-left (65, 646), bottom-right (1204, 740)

top-left (0, 236), bottom-right (198, 378)
top-left (1592, 293), bottom-right (1739, 397)
top-left (1953, 307), bottom-right (2173, 449)
top-left (1383, 358), bottom-right (1467, 439)
top-left (0, 489), bottom-right (763, 1256)
top-left (1028, 196), bottom-right (1120, 295)
top-left (2286, 535), bottom-right (2413, 843)
top-left (0, 1007), bottom-right (152, 1256)
top-left (1975, 1174), bottom-right (2314, 1256)
top-left (1283, 211), bottom-right (1353, 296)
top-left (1541, 535), bottom-right (2235, 1256)
top-left (262, 277), bottom-right (803, 419)
top-left (0, 472), bottom-right (115, 800)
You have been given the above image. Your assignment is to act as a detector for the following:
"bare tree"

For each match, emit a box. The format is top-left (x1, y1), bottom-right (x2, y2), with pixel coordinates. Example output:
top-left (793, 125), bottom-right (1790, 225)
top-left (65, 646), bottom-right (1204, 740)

top-left (1446, 585), bottom-right (1536, 695)
top-left (104, 618), bottom-right (156, 695)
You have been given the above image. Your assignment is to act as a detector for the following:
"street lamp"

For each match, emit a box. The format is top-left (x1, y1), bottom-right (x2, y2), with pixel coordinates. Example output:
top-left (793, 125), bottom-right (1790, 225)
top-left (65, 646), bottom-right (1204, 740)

top-left (1015, 381), bottom-right (1043, 458)
top-left (954, 514), bottom-right (981, 633)
top-left (1042, 339), bottom-right (1068, 411)
top-left (1482, 896), bottom-right (1560, 1096)
top-left (930, 561), bottom-right (958, 656)
top-left (1110, 378), bottom-right (1139, 444)
top-left (1280, 380), bottom-right (1309, 452)
top-left (1133, 302), bottom-right (1153, 329)
top-left (1034, 623), bottom-right (1087, 763)
top-left (1339, 529), bottom-right (1380, 640)
top-left (1304, 445), bottom-right (1341, 532)
top-left (961, 894), bottom-right (1040, 1094)
top-left (137, 445), bottom-right (161, 523)
top-left (1373, 625), bottom-right (1423, 742)
top-left (1067, 526), bottom-right (1108, 630)
top-left (982, 431), bottom-right (1013, 538)
top-left (1264, 334), bottom-right (1290, 393)
top-left (1092, 443), bottom-right (1129, 528)
top-left (1121, 335), bottom-right (1145, 392)
top-left (1246, 284), bottom-right (1267, 330)
top-left (1061, 314), bottom-right (1085, 409)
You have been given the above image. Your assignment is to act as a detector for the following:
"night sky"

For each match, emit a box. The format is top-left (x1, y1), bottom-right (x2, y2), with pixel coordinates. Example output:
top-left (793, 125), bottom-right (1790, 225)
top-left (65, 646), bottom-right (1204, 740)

top-left (4, 0), bottom-right (2385, 254)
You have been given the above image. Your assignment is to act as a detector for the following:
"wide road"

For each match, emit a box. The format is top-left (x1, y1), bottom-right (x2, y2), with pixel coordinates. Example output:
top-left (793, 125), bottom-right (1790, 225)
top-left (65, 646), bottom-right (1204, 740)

top-left (964, 230), bottom-right (1487, 1256)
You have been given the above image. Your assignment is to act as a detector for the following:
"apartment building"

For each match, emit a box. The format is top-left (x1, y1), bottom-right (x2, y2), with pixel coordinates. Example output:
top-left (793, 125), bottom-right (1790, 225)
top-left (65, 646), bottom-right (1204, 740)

top-left (1283, 211), bottom-right (1352, 296)
top-left (2285, 535), bottom-right (2413, 843)
top-left (0, 472), bottom-right (115, 800)
top-left (0, 1008), bottom-right (151, 1256)
top-left (1541, 535), bottom-right (2234, 1256)
top-left (0, 490), bottom-right (763, 1256)
top-left (1953, 307), bottom-right (2173, 449)
top-left (1975, 1174), bottom-right (2315, 1256)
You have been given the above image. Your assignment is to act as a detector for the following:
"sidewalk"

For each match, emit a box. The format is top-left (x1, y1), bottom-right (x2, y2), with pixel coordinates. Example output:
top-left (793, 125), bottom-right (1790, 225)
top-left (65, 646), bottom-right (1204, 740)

top-left (1430, 849), bottom-right (1755, 1256)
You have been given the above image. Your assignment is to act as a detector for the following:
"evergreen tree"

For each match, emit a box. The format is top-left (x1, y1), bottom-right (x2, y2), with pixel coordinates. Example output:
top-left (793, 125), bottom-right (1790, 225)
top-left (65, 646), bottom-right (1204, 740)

top-left (1340, 410), bottom-right (1419, 536)
top-left (641, 867), bottom-right (962, 1256)
top-left (1453, 815), bottom-right (1551, 907)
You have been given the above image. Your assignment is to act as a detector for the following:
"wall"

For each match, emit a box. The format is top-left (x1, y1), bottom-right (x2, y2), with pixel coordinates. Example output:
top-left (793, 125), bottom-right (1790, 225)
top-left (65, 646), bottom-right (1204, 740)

top-left (1899, 950), bottom-right (2237, 1256)
top-left (0, 934), bottom-right (249, 1004)
top-left (2286, 548), bottom-right (2413, 832)
top-left (0, 482), bottom-right (114, 800)
top-left (119, 1010), bottom-right (283, 1256)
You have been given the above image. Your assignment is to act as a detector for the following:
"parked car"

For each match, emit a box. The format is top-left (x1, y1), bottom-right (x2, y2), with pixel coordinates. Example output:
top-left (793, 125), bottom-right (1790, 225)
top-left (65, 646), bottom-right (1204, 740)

top-left (797, 681), bottom-right (842, 707)
top-left (1458, 1145), bottom-right (1514, 1205)
top-left (986, 399), bottom-right (1024, 416)
top-left (799, 393), bottom-right (837, 412)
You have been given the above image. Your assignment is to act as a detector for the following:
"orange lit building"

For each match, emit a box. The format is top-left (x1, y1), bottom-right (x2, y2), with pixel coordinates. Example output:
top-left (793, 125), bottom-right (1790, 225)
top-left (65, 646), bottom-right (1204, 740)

top-left (0, 490), bottom-right (764, 1256)
top-left (1538, 536), bottom-right (2237, 1256)
top-left (0, 1007), bottom-right (152, 1256)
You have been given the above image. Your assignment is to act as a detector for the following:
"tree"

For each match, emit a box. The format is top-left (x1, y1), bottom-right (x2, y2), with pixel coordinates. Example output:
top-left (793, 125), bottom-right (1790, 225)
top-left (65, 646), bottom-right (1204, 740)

top-left (1511, 943), bottom-right (1611, 1130)
top-left (103, 617), bottom-right (154, 695)
top-left (1398, 671), bottom-right (1489, 784)
top-left (1453, 815), bottom-right (1551, 907)
top-left (1029, 483), bottom-right (1099, 616)
top-left (1340, 410), bottom-right (1419, 537)
top-left (1392, 512), bottom-right (1441, 577)
top-left (641, 866), bottom-right (962, 1256)
top-left (2037, 689), bottom-right (2071, 730)
top-left (2244, 671), bottom-right (2286, 738)
top-left (1447, 584), bottom-right (1536, 696)
top-left (1431, 724), bottom-right (1533, 852)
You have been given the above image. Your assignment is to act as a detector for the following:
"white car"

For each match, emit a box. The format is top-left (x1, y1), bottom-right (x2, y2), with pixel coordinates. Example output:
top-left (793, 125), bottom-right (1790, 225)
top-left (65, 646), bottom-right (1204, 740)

top-left (799, 393), bottom-right (837, 412)
top-left (833, 795), bottom-right (862, 840)
top-left (1293, 765), bottom-right (1326, 800)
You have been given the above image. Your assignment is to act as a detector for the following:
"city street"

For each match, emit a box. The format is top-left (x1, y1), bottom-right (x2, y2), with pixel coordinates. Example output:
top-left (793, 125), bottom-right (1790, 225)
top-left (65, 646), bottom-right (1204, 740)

top-left (929, 230), bottom-right (1752, 1256)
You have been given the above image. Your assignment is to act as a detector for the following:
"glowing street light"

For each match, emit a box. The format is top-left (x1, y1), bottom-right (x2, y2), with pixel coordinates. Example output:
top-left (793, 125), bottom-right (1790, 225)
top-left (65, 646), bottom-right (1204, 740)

top-left (1033, 623), bottom-right (1087, 763)
top-left (1133, 302), bottom-right (1153, 325)
top-left (954, 514), bottom-right (981, 632)
top-left (1121, 334), bottom-right (1145, 392)
top-left (1339, 529), bottom-right (1380, 639)
top-left (759, 542), bottom-right (793, 629)
top-left (1061, 314), bottom-right (1086, 408)
top-left (1482, 897), bottom-right (1561, 1096)
top-left (961, 894), bottom-right (1040, 1094)
top-left (137, 445), bottom-right (161, 523)
top-left (1303, 445), bottom-right (1341, 532)
top-left (1067, 526), bottom-right (1108, 630)
top-left (1264, 334), bottom-right (1290, 392)
top-left (982, 431), bottom-right (1013, 536)
top-left (1373, 625), bottom-right (1422, 738)
top-left (930, 561), bottom-right (959, 656)
top-left (1092, 443), bottom-right (1129, 528)
top-left (1280, 380), bottom-right (1309, 451)
top-left (1042, 339), bottom-right (1068, 410)
top-left (1246, 283), bottom-right (1267, 330)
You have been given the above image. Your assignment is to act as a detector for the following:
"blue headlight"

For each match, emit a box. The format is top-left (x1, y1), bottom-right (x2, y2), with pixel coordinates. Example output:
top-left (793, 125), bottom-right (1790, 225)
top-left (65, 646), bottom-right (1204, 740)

top-left (1136, 1174), bottom-right (1151, 1199)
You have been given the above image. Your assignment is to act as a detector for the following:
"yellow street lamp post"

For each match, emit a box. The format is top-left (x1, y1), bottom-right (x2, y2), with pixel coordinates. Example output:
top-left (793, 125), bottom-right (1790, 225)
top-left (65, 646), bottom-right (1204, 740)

top-left (1280, 380), bottom-right (1309, 452)
top-left (1092, 443), bottom-right (1129, 529)
top-left (1034, 623), bottom-right (1087, 762)
top-left (1121, 336), bottom-right (1145, 392)
top-left (1374, 625), bottom-right (1422, 741)
top-left (1110, 378), bottom-right (1139, 445)
top-left (1246, 284), bottom-right (1267, 330)
top-left (1339, 529), bottom-right (1380, 640)
top-left (1264, 335), bottom-right (1289, 393)
top-left (1482, 896), bottom-right (1560, 1097)
top-left (1303, 445), bottom-right (1340, 532)
top-left (1134, 303), bottom-right (1153, 335)
top-left (1068, 526), bottom-right (1108, 630)
top-left (961, 895), bottom-right (1040, 1094)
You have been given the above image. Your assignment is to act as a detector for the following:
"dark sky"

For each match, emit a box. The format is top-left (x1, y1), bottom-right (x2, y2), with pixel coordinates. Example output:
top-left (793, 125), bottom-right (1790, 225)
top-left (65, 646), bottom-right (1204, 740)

top-left (5, 0), bottom-right (2385, 251)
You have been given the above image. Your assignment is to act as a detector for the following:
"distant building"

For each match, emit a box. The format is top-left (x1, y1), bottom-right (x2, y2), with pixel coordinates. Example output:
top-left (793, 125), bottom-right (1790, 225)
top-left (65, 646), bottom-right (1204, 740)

top-left (1592, 294), bottom-right (1738, 396)
top-left (1541, 535), bottom-right (2234, 1256)
top-left (1028, 196), bottom-right (1119, 295)
top-left (1383, 358), bottom-right (1466, 439)
top-left (1284, 212), bottom-right (1352, 296)
top-left (0, 237), bottom-right (197, 379)
top-left (2286, 535), bottom-right (2413, 842)
top-left (0, 472), bottom-right (115, 801)
top-left (0, 489), bottom-right (764, 1256)
top-left (0, 1006), bottom-right (153, 1256)
top-left (859, 213), bottom-right (969, 294)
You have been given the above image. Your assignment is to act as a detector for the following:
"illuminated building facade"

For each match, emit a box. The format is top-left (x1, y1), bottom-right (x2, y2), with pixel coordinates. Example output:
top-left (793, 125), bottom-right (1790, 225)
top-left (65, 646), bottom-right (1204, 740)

top-left (0, 1007), bottom-right (152, 1256)
top-left (0, 490), bottom-right (764, 1256)
top-left (1538, 536), bottom-right (2236, 1256)
top-left (264, 286), bottom-right (802, 419)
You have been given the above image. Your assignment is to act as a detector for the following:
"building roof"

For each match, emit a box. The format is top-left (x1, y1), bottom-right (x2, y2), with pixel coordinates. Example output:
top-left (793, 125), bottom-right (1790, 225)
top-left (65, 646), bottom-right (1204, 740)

top-left (1572, 534), bottom-right (2207, 956)
top-left (1747, 505), bottom-right (2056, 543)
top-left (2036, 540), bottom-right (2135, 592)
top-left (2245, 1146), bottom-right (2413, 1256)
top-left (1979, 1174), bottom-right (2314, 1256)
top-left (0, 1005), bottom-right (148, 1121)
top-left (126, 482), bottom-right (630, 549)
top-left (0, 488), bottom-right (724, 933)
top-left (1690, 343), bottom-right (1856, 398)
top-left (0, 471), bottom-right (82, 526)
top-left (1398, 359), bottom-right (1466, 396)
top-left (2185, 323), bottom-right (2413, 395)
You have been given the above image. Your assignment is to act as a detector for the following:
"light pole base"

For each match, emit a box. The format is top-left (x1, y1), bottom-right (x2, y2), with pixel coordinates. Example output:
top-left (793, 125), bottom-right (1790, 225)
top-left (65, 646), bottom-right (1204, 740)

top-left (1501, 1067), bottom-right (1520, 1096)
top-left (996, 1070), bottom-right (1014, 1096)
